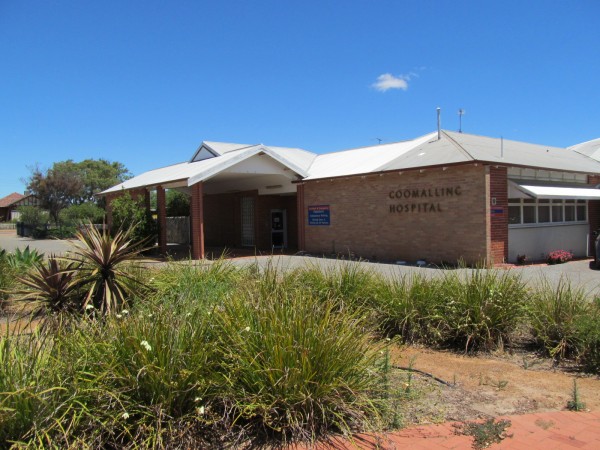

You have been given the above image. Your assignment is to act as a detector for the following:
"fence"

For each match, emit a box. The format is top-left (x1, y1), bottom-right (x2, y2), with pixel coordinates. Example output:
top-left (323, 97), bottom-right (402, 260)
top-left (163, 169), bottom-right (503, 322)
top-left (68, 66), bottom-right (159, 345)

top-left (166, 217), bottom-right (190, 244)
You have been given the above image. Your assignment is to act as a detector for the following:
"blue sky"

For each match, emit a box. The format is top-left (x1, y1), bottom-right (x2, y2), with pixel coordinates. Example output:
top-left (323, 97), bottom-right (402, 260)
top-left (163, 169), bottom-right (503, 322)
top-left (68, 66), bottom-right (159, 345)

top-left (1, 0), bottom-right (599, 195)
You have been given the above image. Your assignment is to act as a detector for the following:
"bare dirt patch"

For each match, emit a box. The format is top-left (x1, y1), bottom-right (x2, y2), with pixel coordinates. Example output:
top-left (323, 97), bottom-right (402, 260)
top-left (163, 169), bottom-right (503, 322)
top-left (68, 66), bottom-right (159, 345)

top-left (393, 345), bottom-right (600, 426)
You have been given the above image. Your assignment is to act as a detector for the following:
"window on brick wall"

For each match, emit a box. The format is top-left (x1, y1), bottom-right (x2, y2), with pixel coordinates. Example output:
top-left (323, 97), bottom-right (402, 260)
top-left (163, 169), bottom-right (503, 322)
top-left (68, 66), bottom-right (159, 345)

top-left (508, 198), bottom-right (587, 226)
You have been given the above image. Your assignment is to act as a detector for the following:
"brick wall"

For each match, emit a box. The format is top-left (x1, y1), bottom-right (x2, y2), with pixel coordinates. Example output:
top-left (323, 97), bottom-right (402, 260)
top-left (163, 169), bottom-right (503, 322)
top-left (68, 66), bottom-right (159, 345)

top-left (588, 175), bottom-right (600, 257)
top-left (303, 164), bottom-right (489, 264)
top-left (202, 191), bottom-right (298, 250)
top-left (489, 166), bottom-right (508, 264)
top-left (203, 193), bottom-right (239, 247)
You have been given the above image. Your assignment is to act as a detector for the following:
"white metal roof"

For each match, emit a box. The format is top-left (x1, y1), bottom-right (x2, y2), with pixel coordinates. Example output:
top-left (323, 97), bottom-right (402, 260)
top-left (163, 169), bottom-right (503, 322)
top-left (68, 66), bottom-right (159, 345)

top-left (101, 131), bottom-right (600, 195)
top-left (569, 137), bottom-right (600, 161)
top-left (303, 132), bottom-right (437, 180)
top-left (510, 181), bottom-right (600, 199)
top-left (304, 130), bottom-right (600, 180)
top-left (101, 142), bottom-right (316, 195)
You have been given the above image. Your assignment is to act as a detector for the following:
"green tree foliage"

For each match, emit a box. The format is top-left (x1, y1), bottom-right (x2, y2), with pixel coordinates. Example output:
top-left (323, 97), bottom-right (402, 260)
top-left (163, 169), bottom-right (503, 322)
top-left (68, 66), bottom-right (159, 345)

top-left (166, 190), bottom-right (190, 216)
top-left (17, 206), bottom-right (49, 228)
top-left (111, 191), bottom-right (156, 244)
top-left (59, 203), bottom-right (105, 227)
top-left (26, 159), bottom-right (131, 223)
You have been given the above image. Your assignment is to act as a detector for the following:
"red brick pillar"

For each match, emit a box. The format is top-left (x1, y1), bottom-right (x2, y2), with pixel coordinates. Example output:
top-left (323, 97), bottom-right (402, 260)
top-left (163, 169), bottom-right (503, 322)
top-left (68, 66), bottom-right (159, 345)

top-left (157, 186), bottom-right (167, 255)
top-left (296, 183), bottom-right (305, 251)
top-left (490, 166), bottom-right (508, 264)
top-left (190, 182), bottom-right (205, 259)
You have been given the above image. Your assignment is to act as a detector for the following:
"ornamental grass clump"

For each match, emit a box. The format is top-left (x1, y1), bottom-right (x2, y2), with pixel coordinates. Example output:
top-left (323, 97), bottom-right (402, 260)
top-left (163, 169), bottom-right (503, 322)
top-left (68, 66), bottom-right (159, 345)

top-left (528, 278), bottom-right (590, 362)
top-left (372, 273), bottom-right (446, 345)
top-left (44, 304), bottom-right (222, 448)
top-left (213, 288), bottom-right (384, 445)
top-left (0, 331), bottom-right (57, 446)
top-left (436, 269), bottom-right (528, 352)
top-left (528, 278), bottom-right (600, 373)
top-left (149, 257), bottom-right (245, 312)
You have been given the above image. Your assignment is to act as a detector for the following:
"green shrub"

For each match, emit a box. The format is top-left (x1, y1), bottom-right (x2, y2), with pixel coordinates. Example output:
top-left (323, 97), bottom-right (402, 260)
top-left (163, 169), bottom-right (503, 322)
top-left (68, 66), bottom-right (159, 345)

top-left (67, 224), bottom-right (150, 314)
top-left (0, 252), bottom-right (16, 309)
top-left (59, 202), bottom-right (105, 227)
top-left (111, 191), bottom-right (156, 245)
top-left (5, 246), bottom-right (44, 270)
top-left (16, 206), bottom-right (49, 229)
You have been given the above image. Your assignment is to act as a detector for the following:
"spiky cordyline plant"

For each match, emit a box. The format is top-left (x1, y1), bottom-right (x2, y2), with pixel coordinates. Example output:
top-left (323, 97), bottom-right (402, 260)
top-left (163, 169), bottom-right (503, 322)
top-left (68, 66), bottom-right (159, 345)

top-left (14, 256), bottom-right (80, 316)
top-left (67, 224), bottom-right (150, 314)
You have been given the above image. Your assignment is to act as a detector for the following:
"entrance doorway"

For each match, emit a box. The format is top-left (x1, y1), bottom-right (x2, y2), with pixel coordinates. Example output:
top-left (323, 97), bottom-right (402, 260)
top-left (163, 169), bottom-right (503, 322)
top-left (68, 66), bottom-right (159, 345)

top-left (270, 209), bottom-right (287, 249)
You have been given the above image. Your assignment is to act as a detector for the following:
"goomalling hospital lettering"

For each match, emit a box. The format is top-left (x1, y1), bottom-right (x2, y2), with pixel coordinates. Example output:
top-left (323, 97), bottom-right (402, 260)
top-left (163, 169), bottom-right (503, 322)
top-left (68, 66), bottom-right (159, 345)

top-left (388, 186), bottom-right (462, 213)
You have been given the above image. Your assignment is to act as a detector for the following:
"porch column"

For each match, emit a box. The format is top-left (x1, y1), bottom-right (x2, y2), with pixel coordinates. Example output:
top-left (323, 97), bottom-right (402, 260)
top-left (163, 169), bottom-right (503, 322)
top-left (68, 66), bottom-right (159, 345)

top-left (296, 183), bottom-right (305, 251)
top-left (156, 186), bottom-right (167, 255)
top-left (190, 182), bottom-right (205, 259)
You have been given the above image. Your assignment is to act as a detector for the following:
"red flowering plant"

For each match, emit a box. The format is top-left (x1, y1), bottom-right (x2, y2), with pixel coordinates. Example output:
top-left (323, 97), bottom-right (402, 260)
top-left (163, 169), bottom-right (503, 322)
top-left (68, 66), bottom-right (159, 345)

top-left (546, 250), bottom-right (574, 265)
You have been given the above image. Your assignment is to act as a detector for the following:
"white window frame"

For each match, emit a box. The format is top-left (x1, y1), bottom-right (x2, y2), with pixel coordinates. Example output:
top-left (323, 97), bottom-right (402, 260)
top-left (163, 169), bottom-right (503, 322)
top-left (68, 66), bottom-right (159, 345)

top-left (508, 198), bottom-right (587, 228)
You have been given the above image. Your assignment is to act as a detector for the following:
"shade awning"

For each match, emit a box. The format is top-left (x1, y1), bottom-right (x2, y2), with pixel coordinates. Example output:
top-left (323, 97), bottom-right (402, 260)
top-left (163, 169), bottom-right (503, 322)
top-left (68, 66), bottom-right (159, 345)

top-left (509, 181), bottom-right (600, 200)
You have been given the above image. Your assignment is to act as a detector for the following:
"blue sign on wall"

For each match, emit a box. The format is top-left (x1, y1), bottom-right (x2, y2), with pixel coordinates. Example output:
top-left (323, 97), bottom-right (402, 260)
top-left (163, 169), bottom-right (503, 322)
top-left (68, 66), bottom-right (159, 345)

top-left (308, 205), bottom-right (330, 226)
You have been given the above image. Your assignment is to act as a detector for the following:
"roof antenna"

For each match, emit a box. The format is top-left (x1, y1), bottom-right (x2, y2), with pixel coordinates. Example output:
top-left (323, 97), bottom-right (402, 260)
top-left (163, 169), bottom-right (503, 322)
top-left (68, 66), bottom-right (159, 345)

top-left (376, 138), bottom-right (382, 145)
top-left (437, 107), bottom-right (441, 140)
top-left (458, 109), bottom-right (465, 133)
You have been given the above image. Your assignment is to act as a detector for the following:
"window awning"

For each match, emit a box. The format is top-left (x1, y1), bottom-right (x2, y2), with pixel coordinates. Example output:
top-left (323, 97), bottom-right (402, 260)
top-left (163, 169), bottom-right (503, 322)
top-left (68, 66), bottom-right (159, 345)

top-left (509, 181), bottom-right (600, 200)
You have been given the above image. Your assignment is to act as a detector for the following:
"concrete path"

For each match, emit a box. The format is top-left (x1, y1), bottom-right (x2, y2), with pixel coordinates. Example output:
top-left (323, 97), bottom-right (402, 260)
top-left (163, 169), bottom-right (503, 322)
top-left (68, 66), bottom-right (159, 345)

top-left (314, 410), bottom-right (600, 449)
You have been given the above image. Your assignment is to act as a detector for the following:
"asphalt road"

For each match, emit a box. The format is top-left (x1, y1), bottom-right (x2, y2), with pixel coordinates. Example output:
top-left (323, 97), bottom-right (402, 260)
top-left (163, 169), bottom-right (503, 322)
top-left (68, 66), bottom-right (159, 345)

top-left (1, 229), bottom-right (598, 297)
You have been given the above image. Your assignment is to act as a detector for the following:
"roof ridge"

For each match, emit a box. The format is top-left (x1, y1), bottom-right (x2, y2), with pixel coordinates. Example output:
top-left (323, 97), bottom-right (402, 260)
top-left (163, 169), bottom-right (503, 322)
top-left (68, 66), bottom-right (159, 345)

top-left (441, 130), bottom-right (476, 161)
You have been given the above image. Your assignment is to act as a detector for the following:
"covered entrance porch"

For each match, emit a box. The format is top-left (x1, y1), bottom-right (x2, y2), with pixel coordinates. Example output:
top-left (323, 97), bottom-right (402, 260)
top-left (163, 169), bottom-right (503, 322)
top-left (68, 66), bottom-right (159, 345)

top-left (150, 148), bottom-right (306, 259)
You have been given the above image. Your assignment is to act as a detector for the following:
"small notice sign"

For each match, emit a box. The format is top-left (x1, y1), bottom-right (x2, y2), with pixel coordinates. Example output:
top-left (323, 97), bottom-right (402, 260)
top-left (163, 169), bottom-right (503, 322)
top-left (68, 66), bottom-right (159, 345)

top-left (308, 205), bottom-right (330, 226)
top-left (491, 208), bottom-right (504, 216)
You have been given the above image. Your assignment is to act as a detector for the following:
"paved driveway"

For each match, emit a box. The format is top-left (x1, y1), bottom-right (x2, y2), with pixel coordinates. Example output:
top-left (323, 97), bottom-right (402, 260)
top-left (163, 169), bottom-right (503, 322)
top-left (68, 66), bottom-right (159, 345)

top-left (2, 229), bottom-right (598, 296)
top-left (228, 254), bottom-right (600, 297)
top-left (0, 230), bottom-right (74, 256)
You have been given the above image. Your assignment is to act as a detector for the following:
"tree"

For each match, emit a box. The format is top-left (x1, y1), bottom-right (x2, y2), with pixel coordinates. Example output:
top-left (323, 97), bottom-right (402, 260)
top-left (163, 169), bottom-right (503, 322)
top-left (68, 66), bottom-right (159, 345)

top-left (111, 191), bottom-right (156, 245)
top-left (26, 159), bottom-right (131, 223)
top-left (27, 164), bottom-right (83, 224)
top-left (166, 190), bottom-right (190, 216)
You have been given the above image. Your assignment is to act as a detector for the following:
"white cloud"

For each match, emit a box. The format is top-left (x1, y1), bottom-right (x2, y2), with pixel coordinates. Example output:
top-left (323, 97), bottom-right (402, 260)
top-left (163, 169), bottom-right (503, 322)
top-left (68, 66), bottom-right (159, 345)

top-left (372, 73), bottom-right (410, 92)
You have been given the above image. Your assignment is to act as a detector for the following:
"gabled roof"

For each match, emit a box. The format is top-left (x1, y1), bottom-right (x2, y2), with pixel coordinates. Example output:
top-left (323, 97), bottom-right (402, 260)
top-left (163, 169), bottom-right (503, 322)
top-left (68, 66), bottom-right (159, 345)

top-left (101, 131), bottom-right (600, 195)
top-left (101, 142), bottom-right (317, 195)
top-left (0, 192), bottom-right (25, 208)
top-left (304, 132), bottom-right (437, 180)
top-left (304, 130), bottom-right (600, 181)
top-left (569, 137), bottom-right (600, 161)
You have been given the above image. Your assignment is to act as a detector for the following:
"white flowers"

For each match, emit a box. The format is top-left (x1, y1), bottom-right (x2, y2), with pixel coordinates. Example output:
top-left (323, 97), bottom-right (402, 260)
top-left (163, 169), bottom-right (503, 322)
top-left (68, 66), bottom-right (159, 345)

top-left (243, 326), bottom-right (250, 332)
top-left (197, 406), bottom-right (205, 415)
top-left (85, 304), bottom-right (94, 311)
top-left (140, 340), bottom-right (152, 352)
top-left (121, 309), bottom-right (129, 315)
top-left (116, 314), bottom-right (122, 319)
top-left (122, 412), bottom-right (130, 419)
